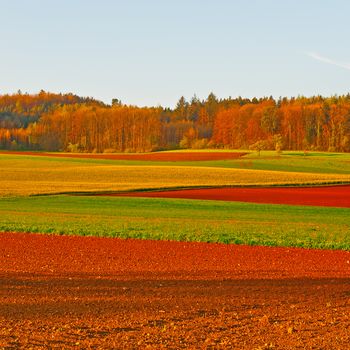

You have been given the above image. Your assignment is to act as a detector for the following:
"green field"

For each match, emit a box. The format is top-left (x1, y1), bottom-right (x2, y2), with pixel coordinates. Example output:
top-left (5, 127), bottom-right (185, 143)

top-left (0, 195), bottom-right (349, 250)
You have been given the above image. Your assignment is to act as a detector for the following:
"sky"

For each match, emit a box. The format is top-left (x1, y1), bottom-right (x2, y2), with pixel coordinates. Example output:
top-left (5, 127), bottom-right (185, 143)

top-left (1, 0), bottom-right (350, 107)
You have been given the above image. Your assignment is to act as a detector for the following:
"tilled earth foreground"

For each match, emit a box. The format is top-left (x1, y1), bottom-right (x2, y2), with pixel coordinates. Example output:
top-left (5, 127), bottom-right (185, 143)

top-left (1, 233), bottom-right (350, 349)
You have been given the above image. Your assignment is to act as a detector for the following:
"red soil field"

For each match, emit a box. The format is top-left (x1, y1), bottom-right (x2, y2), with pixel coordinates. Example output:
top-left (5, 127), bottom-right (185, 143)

top-left (114, 185), bottom-right (350, 208)
top-left (0, 150), bottom-right (247, 161)
top-left (1, 232), bottom-right (350, 348)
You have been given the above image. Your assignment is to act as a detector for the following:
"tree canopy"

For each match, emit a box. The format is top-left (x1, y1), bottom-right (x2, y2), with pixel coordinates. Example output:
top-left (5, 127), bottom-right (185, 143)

top-left (1, 91), bottom-right (350, 152)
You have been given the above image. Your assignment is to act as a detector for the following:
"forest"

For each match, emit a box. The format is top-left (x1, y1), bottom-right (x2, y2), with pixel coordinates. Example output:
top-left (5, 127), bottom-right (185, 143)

top-left (0, 90), bottom-right (349, 153)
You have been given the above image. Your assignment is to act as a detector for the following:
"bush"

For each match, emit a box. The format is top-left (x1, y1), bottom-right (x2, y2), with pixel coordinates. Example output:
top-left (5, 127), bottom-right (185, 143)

top-left (191, 138), bottom-right (208, 149)
top-left (249, 140), bottom-right (268, 156)
top-left (66, 143), bottom-right (80, 153)
top-left (103, 148), bottom-right (117, 153)
top-left (179, 136), bottom-right (190, 149)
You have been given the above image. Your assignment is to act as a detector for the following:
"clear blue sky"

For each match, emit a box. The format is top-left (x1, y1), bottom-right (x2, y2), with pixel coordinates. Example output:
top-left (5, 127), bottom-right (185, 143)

top-left (1, 0), bottom-right (350, 107)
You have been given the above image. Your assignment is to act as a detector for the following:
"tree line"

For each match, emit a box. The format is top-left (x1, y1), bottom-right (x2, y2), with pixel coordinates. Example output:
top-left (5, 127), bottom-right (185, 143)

top-left (0, 91), bottom-right (349, 152)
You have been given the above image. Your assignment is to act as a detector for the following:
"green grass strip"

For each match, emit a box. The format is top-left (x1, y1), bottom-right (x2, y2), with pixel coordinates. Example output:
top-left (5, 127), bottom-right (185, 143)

top-left (0, 195), bottom-right (349, 250)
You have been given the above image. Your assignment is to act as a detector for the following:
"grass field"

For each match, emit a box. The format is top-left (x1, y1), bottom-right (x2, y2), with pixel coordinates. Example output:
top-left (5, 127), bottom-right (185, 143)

top-left (1, 152), bottom-right (350, 196)
top-left (0, 195), bottom-right (349, 249)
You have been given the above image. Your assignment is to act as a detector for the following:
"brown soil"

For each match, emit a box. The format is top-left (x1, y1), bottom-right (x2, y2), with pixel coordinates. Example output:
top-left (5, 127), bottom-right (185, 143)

top-left (112, 185), bottom-right (350, 208)
top-left (0, 151), bottom-right (247, 162)
top-left (1, 232), bottom-right (350, 349)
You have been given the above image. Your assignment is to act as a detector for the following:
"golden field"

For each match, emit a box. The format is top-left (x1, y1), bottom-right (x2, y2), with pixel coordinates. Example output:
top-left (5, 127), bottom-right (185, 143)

top-left (1, 154), bottom-right (350, 196)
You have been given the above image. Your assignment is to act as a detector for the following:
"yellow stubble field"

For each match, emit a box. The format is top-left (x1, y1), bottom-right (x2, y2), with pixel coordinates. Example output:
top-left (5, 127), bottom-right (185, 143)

top-left (1, 154), bottom-right (350, 196)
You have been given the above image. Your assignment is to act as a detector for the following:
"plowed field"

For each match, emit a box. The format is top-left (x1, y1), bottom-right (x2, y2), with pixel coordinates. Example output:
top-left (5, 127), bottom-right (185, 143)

top-left (1, 232), bottom-right (350, 349)
top-left (0, 151), bottom-right (247, 161)
top-left (113, 185), bottom-right (350, 208)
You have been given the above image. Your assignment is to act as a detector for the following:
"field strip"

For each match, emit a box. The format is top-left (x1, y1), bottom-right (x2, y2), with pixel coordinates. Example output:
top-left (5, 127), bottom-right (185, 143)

top-left (107, 185), bottom-right (350, 208)
top-left (0, 150), bottom-right (248, 161)
top-left (0, 195), bottom-right (349, 249)
top-left (1, 232), bottom-right (350, 278)
top-left (1, 163), bottom-right (350, 196)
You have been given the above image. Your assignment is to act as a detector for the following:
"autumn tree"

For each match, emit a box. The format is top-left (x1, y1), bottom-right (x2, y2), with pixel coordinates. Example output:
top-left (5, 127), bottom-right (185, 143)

top-left (1, 91), bottom-right (350, 152)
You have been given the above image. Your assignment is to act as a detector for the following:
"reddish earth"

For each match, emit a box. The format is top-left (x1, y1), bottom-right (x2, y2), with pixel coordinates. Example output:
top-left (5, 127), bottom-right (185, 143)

top-left (0, 150), bottom-right (247, 161)
top-left (113, 185), bottom-right (350, 208)
top-left (1, 232), bottom-right (350, 349)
